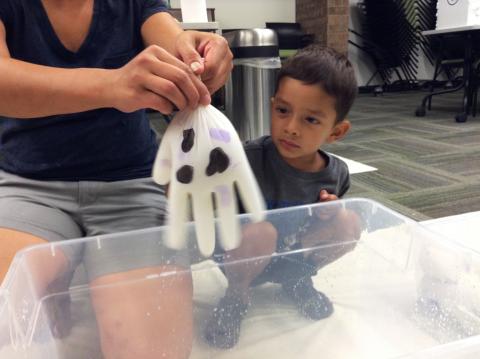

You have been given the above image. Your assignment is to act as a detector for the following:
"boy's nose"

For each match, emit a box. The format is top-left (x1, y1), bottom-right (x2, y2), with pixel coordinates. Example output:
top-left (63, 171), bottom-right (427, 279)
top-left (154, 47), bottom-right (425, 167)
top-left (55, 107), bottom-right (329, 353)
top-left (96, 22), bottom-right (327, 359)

top-left (284, 117), bottom-right (300, 136)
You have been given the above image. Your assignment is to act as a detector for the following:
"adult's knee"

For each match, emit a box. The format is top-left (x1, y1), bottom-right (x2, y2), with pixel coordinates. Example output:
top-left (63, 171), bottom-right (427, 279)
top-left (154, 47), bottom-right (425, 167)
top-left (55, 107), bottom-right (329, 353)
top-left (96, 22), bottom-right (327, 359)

top-left (90, 265), bottom-right (193, 359)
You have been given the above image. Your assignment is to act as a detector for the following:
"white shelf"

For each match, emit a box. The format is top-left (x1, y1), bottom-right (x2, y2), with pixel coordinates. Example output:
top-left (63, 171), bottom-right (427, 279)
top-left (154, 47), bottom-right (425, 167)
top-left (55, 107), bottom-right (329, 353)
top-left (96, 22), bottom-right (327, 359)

top-left (180, 21), bottom-right (220, 33)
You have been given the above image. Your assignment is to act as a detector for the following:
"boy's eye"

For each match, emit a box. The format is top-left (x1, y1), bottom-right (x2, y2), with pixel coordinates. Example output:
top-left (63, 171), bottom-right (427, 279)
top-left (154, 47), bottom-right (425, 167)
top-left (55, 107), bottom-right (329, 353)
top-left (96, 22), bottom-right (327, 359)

top-left (306, 117), bottom-right (320, 124)
top-left (275, 106), bottom-right (288, 114)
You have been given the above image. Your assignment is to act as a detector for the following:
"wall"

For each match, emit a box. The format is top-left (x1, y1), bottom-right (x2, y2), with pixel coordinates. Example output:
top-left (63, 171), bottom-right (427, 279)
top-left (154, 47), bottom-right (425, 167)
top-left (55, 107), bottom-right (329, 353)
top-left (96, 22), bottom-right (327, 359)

top-left (296, 0), bottom-right (349, 54)
top-left (169, 0), bottom-right (296, 30)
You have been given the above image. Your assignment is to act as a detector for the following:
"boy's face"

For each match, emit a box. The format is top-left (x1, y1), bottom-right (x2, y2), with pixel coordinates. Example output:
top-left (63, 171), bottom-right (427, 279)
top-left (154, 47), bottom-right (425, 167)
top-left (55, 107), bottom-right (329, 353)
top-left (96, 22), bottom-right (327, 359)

top-left (270, 77), bottom-right (349, 170)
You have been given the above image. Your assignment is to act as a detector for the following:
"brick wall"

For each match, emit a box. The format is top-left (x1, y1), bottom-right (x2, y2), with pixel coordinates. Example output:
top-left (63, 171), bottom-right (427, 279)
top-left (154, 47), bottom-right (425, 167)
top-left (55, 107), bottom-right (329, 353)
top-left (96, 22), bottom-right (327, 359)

top-left (296, 0), bottom-right (349, 54)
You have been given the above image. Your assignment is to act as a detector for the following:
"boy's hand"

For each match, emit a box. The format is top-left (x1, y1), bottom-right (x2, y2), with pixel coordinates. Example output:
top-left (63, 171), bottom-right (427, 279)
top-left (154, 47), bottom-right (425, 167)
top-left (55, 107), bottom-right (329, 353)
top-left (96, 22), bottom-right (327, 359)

top-left (302, 209), bottom-right (362, 268)
top-left (319, 189), bottom-right (338, 202)
top-left (314, 190), bottom-right (340, 220)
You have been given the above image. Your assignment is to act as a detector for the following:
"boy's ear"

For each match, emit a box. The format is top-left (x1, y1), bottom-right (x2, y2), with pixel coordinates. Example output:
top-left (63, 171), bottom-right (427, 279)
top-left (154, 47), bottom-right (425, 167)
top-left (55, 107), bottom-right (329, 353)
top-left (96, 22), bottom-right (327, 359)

top-left (327, 120), bottom-right (351, 143)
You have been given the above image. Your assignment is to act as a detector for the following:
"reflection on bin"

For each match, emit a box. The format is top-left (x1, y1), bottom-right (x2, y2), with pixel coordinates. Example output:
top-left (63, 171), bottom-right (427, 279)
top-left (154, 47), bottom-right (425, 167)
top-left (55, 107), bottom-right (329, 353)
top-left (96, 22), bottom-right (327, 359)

top-left (224, 29), bottom-right (281, 141)
top-left (1, 199), bottom-right (480, 358)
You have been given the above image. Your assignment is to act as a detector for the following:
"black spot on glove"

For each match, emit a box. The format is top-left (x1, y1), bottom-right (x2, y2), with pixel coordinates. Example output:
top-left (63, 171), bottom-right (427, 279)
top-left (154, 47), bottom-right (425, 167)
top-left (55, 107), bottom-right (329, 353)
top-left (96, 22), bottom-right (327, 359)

top-left (182, 129), bottom-right (195, 153)
top-left (206, 147), bottom-right (230, 176)
top-left (176, 165), bottom-right (194, 184)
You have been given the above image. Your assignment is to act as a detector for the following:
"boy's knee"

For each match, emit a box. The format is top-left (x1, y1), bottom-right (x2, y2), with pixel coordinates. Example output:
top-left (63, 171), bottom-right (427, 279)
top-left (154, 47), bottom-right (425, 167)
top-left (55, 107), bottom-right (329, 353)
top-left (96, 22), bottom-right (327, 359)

top-left (335, 209), bottom-right (362, 242)
top-left (244, 221), bottom-right (277, 241)
top-left (240, 221), bottom-right (278, 254)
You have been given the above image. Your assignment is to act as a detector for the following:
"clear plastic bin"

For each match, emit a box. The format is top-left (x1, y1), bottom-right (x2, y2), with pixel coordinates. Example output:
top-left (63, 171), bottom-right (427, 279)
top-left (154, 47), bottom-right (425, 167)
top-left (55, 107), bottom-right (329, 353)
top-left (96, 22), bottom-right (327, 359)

top-left (1, 198), bottom-right (480, 359)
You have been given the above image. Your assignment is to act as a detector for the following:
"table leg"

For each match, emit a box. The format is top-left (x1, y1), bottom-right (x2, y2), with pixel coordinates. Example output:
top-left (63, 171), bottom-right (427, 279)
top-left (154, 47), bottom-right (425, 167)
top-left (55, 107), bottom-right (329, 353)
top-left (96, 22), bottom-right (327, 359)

top-left (456, 33), bottom-right (473, 123)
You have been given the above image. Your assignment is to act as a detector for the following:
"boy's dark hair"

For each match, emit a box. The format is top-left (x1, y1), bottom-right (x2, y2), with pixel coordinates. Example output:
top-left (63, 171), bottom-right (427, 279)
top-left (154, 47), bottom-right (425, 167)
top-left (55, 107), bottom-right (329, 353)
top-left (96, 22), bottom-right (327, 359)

top-left (275, 45), bottom-right (357, 122)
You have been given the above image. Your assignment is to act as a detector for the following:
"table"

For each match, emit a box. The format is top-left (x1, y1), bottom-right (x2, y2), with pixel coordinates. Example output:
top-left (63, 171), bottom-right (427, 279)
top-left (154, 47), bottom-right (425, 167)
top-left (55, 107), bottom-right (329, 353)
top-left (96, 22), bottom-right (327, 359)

top-left (422, 210), bottom-right (480, 252)
top-left (416, 26), bottom-right (480, 123)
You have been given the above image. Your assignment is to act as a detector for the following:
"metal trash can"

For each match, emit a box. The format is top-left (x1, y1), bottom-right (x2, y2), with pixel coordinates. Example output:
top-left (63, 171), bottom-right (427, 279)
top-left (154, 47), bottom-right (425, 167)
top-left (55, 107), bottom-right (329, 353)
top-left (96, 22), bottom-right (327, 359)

top-left (223, 29), bottom-right (281, 141)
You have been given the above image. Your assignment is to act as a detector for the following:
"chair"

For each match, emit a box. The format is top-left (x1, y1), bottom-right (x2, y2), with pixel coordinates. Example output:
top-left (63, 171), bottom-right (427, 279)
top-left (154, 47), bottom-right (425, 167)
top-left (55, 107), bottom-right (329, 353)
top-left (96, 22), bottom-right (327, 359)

top-left (415, 36), bottom-right (466, 116)
top-left (415, 33), bottom-right (480, 120)
top-left (351, 0), bottom-right (420, 93)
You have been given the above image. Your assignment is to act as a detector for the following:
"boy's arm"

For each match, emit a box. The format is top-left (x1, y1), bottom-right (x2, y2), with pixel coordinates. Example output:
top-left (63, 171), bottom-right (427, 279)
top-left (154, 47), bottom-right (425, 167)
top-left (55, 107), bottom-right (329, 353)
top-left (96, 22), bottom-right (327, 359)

top-left (300, 207), bottom-right (362, 269)
top-left (314, 161), bottom-right (350, 219)
top-left (301, 177), bottom-right (361, 269)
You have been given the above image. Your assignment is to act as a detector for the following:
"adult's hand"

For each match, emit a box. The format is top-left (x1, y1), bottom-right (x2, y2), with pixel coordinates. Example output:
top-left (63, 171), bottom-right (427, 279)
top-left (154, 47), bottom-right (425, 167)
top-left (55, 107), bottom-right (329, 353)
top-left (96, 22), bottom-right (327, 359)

top-left (175, 31), bottom-right (233, 94)
top-left (109, 45), bottom-right (211, 114)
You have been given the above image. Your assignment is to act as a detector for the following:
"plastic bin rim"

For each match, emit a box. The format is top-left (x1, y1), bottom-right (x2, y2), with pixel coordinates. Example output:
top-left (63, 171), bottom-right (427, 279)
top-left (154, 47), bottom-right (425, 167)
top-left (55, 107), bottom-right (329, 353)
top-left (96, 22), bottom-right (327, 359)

top-left (9, 198), bottom-right (393, 253)
top-left (12, 197), bottom-right (479, 260)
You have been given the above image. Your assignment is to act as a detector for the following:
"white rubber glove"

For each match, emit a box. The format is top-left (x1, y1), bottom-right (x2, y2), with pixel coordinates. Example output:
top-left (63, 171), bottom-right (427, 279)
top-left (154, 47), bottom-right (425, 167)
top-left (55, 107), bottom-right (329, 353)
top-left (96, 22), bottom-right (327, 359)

top-left (153, 105), bottom-right (266, 256)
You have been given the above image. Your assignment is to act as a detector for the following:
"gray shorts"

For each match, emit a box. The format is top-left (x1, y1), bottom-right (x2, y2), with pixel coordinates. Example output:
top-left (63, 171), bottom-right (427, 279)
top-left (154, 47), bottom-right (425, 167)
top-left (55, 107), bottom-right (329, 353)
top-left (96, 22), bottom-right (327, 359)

top-left (0, 170), bottom-right (188, 280)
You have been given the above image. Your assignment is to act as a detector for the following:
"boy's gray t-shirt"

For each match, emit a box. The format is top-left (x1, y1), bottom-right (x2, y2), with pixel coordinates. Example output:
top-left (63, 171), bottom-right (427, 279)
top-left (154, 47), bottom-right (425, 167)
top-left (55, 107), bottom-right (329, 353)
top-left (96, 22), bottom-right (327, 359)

top-left (244, 136), bottom-right (350, 211)
top-left (242, 135), bottom-right (350, 253)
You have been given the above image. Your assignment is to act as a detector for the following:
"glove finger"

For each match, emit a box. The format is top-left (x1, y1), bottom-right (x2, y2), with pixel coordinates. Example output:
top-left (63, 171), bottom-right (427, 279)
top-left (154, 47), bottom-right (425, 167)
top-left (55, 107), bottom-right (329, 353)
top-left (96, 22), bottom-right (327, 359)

top-left (214, 184), bottom-right (240, 251)
top-left (192, 192), bottom-right (215, 256)
top-left (165, 186), bottom-right (189, 250)
top-left (235, 166), bottom-right (266, 222)
top-left (152, 129), bottom-right (173, 185)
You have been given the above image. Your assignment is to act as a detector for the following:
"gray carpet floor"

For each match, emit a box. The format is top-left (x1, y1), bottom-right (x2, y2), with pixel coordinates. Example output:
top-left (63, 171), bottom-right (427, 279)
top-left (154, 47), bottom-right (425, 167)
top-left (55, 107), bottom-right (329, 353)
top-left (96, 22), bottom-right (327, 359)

top-left (150, 89), bottom-right (480, 222)
top-left (324, 90), bottom-right (480, 220)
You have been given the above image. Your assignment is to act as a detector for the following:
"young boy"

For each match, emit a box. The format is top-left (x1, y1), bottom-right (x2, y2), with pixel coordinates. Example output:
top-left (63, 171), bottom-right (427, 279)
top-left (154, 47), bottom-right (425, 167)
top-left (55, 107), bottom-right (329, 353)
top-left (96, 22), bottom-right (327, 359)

top-left (204, 45), bottom-right (360, 349)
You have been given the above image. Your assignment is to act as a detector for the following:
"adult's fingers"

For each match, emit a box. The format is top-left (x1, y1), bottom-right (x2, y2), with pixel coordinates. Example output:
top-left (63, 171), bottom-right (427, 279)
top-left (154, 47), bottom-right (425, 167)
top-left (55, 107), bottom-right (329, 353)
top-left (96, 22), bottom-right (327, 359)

top-left (175, 36), bottom-right (206, 76)
top-left (202, 44), bottom-right (233, 93)
top-left (202, 38), bottom-right (232, 77)
top-left (203, 58), bottom-right (233, 93)
top-left (141, 90), bottom-right (174, 114)
top-left (142, 74), bottom-right (188, 111)
top-left (146, 46), bottom-right (210, 106)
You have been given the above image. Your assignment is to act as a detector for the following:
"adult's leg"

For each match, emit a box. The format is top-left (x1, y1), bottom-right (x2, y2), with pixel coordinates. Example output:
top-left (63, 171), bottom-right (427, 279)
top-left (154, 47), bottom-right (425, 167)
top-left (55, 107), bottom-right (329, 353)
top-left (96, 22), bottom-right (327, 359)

top-left (0, 228), bottom-right (68, 286)
top-left (0, 228), bottom-right (74, 339)
top-left (0, 172), bottom-right (87, 341)
top-left (89, 266), bottom-right (193, 359)
top-left (80, 178), bottom-right (194, 358)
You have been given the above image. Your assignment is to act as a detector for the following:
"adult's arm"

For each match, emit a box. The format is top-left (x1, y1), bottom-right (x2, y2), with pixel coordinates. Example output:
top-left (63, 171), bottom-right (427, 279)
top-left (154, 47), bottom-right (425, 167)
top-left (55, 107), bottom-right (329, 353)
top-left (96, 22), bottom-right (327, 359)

top-left (0, 20), bottom-right (114, 118)
top-left (0, 19), bottom-right (209, 118)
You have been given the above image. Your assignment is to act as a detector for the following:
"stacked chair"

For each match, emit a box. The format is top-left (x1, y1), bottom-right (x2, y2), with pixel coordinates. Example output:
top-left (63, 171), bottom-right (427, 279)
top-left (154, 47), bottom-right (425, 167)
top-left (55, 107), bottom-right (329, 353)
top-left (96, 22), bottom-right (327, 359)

top-left (349, 0), bottom-right (438, 93)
